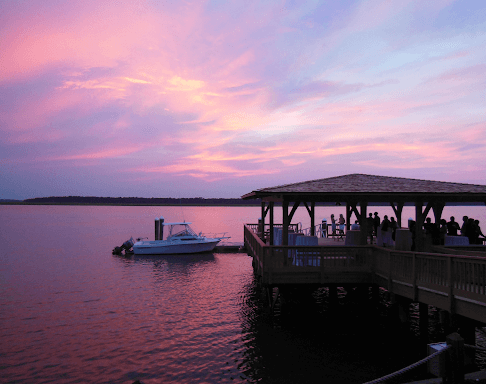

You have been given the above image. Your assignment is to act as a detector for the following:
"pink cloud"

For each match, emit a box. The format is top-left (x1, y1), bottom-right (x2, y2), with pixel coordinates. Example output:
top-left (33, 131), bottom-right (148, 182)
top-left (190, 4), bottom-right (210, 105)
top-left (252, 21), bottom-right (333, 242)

top-left (1, 0), bottom-right (486, 199)
top-left (1, 1), bottom-right (160, 83)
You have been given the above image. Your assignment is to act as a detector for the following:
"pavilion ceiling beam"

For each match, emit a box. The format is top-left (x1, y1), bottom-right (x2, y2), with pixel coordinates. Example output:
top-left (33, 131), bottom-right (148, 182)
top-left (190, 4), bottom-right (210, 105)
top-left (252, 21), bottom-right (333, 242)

top-left (303, 202), bottom-right (316, 236)
top-left (288, 201), bottom-right (301, 223)
top-left (261, 202), bottom-right (267, 223)
top-left (423, 202), bottom-right (433, 219)
top-left (346, 203), bottom-right (358, 230)
top-left (359, 201), bottom-right (368, 245)
top-left (347, 203), bottom-right (360, 223)
top-left (390, 202), bottom-right (404, 228)
top-left (432, 202), bottom-right (445, 224)
top-left (303, 201), bottom-right (312, 216)
top-left (263, 203), bottom-right (270, 217)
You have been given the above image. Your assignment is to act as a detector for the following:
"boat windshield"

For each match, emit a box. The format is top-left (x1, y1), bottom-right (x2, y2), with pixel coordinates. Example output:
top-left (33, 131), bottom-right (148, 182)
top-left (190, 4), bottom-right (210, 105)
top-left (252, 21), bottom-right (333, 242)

top-left (167, 224), bottom-right (198, 239)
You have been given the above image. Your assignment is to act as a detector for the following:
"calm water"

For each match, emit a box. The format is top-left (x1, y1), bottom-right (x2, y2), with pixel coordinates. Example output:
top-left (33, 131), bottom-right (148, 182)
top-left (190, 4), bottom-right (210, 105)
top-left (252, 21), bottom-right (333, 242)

top-left (1, 205), bottom-right (485, 384)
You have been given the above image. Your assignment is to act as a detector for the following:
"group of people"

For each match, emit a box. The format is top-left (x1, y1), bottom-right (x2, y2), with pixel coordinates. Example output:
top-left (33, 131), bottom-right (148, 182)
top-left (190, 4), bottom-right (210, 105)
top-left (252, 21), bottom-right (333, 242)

top-left (366, 212), bottom-right (398, 244)
top-left (330, 213), bottom-right (346, 236)
top-left (330, 212), bottom-right (397, 243)
top-left (329, 212), bottom-right (485, 246)
top-left (424, 215), bottom-right (485, 245)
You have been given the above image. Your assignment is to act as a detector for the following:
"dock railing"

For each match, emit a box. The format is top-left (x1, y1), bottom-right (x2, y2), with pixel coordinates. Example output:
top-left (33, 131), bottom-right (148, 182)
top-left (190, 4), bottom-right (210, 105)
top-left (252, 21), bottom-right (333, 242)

top-left (249, 222), bottom-right (346, 241)
top-left (373, 247), bottom-right (486, 306)
top-left (245, 224), bottom-right (486, 323)
top-left (244, 224), bottom-right (372, 285)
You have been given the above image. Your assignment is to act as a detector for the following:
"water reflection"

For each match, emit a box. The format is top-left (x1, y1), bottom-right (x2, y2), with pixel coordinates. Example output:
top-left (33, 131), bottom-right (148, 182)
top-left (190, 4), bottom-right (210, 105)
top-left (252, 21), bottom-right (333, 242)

top-left (132, 253), bottom-right (215, 270)
top-left (237, 282), bottom-right (486, 384)
top-left (2, 205), bottom-right (485, 384)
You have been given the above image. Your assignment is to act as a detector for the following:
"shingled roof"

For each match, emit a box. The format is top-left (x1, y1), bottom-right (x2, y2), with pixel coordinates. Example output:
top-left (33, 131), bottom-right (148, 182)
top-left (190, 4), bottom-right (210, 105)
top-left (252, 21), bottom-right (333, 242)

top-left (241, 174), bottom-right (486, 203)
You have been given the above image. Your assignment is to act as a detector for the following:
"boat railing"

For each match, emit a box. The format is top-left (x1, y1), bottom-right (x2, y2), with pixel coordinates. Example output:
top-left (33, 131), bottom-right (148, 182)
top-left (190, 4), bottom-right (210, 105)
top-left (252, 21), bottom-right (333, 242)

top-left (201, 232), bottom-right (230, 240)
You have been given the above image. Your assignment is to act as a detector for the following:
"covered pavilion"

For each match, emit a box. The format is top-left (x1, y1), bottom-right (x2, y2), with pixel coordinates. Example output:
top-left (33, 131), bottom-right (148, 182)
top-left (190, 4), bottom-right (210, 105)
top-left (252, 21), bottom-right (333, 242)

top-left (241, 174), bottom-right (486, 250)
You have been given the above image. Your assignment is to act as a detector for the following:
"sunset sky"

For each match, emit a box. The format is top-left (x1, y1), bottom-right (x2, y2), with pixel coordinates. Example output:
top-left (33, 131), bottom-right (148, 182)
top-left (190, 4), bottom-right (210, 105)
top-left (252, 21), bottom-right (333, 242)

top-left (1, 0), bottom-right (486, 199)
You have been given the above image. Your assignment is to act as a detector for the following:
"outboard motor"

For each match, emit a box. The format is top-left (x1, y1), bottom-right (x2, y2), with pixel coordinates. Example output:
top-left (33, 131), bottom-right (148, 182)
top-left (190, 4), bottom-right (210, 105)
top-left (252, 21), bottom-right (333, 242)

top-left (112, 238), bottom-right (135, 256)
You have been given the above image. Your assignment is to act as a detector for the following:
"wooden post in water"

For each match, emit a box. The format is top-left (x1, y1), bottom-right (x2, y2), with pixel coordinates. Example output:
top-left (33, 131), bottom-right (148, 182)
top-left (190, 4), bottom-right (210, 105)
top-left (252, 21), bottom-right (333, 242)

top-left (155, 217), bottom-right (159, 241)
top-left (444, 332), bottom-right (465, 384)
top-left (457, 315), bottom-right (476, 370)
top-left (329, 285), bottom-right (338, 307)
top-left (371, 284), bottom-right (379, 306)
top-left (159, 216), bottom-right (164, 240)
top-left (419, 302), bottom-right (429, 343)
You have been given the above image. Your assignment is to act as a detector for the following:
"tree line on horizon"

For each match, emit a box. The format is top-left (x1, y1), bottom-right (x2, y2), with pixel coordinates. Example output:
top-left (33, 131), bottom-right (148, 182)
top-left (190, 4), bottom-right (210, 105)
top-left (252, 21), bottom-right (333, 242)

top-left (21, 196), bottom-right (263, 206)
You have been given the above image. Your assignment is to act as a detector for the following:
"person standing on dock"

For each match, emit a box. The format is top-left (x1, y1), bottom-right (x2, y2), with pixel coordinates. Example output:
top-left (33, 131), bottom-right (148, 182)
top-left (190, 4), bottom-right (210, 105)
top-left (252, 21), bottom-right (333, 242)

top-left (447, 216), bottom-right (460, 236)
top-left (389, 217), bottom-right (398, 241)
top-left (331, 214), bottom-right (336, 236)
top-left (474, 220), bottom-right (485, 244)
top-left (439, 219), bottom-right (447, 245)
top-left (461, 216), bottom-right (469, 236)
top-left (338, 214), bottom-right (345, 225)
top-left (367, 213), bottom-right (374, 243)
top-left (338, 214), bottom-right (345, 237)
top-left (373, 212), bottom-right (380, 238)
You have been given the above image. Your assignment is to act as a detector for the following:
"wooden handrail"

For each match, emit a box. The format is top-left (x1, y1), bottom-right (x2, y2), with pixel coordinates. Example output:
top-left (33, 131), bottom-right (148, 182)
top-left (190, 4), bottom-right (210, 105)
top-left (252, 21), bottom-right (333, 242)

top-left (244, 224), bottom-right (486, 323)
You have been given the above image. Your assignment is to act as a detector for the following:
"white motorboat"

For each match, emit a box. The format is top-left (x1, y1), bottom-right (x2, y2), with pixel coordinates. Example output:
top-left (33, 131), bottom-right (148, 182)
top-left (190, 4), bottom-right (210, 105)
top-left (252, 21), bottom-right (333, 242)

top-left (132, 222), bottom-right (229, 255)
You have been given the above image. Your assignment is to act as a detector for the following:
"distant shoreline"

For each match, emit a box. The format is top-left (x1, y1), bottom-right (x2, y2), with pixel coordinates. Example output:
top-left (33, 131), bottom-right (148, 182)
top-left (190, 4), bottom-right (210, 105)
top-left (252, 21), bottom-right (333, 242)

top-left (0, 196), bottom-right (263, 207)
top-left (0, 202), bottom-right (262, 207)
top-left (1, 197), bottom-right (483, 207)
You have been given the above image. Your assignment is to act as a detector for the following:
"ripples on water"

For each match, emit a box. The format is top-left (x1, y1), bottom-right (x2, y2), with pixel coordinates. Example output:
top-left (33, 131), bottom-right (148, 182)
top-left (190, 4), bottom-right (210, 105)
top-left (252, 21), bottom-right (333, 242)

top-left (1, 205), bottom-right (485, 383)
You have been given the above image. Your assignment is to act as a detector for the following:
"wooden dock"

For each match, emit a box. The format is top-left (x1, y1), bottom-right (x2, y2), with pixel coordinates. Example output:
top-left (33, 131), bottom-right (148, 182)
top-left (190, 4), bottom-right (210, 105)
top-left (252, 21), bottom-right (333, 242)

top-left (244, 224), bottom-right (486, 325)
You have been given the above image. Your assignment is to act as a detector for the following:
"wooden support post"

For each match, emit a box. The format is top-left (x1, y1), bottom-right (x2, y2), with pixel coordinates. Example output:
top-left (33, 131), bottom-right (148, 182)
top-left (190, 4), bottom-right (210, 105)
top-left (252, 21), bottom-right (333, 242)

top-left (398, 300), bottom-right (410, 329)
top-left (303, 201), bottom-right (315, 236)
top-left (282, 201), bottom-right (289, 246)
top-left (440, 310), bottom-right (454, 335)
top-left (457, 316), bottom-right (476, 370)
top-left (415, 201), bottom-right (424, 251)
top-left (419, 302), bottom-right (429, 343)
top-left (155, 217), bottom-right (159, 241)
top-left (269, 202), bottom-right (274, 245)
top-left (359, 201), bottom-right (368, 245)
top-left (329, 285), bottom-right (338, 307)
top-left (271, 287), bottom-right (280, 312)
top-left (261, 201), bottom-right (265, 224)
top-left (260, 202), bottom-right (265, 239)
top-left (346, 202), bottom-right (351, 231)
top-left (310, 202), bottom-right (315, 236)
top-left (266, 287), bottom-right (272, 306)
top-left (371, 284), bottom-right (379, 306)
top-left (444, 332), bottom-right (465, 384)
top-left (159, 217), bottom-right (164, 240)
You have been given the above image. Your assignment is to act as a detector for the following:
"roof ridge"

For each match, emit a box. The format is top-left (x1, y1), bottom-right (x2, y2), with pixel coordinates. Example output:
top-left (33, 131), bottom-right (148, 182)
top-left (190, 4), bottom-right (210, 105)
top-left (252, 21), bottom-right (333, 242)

top-left (257, 173), bottom-right (486, 192)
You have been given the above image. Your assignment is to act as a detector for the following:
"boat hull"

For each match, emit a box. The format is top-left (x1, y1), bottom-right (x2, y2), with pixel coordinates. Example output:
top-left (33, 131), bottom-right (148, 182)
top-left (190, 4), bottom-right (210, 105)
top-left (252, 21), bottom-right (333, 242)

top-left (132, 239), bottom-right (221, 255)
